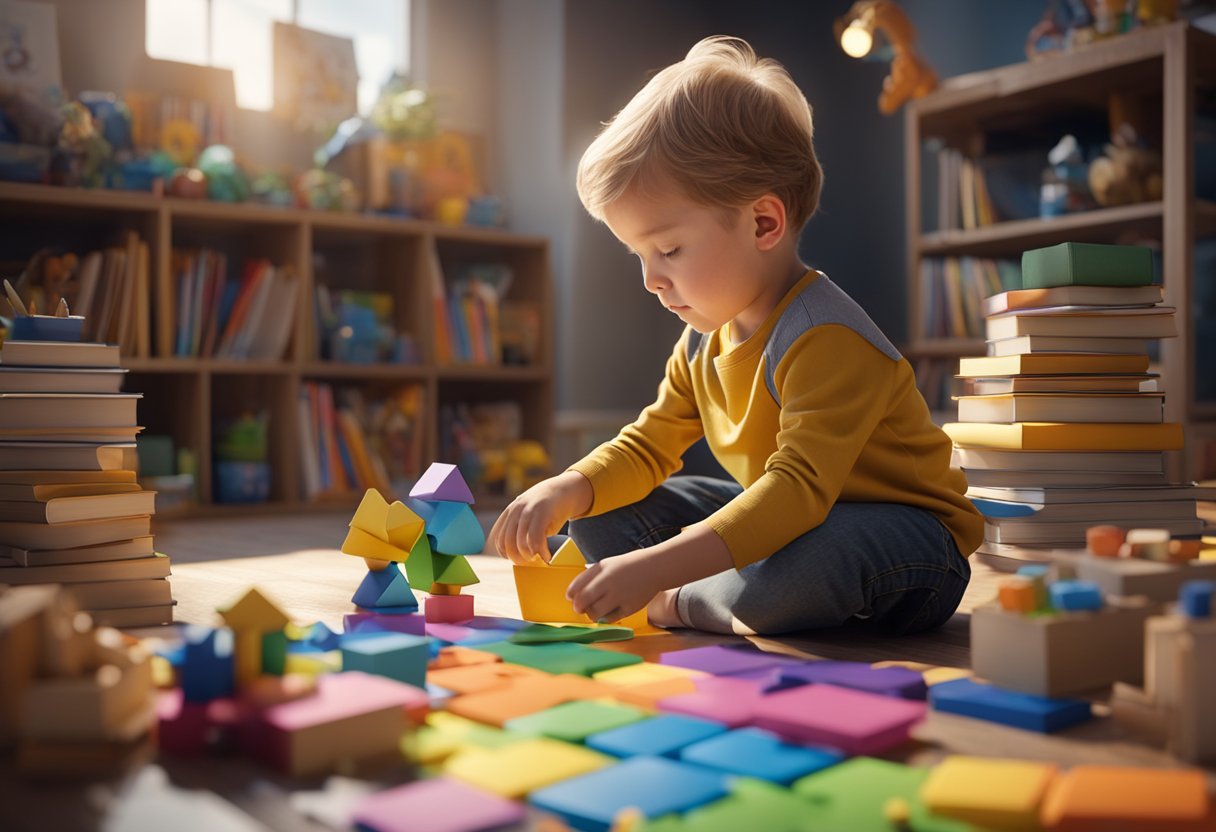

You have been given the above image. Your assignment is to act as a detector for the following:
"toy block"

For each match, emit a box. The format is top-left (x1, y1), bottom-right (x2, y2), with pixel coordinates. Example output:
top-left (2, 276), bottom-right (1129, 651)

top-left (364, 557), bottom-right (391, 571)
top-left (1125, 527), bottom-right (1170, 561)
top-left (262, 630), bottom-right (287, 675)
top-left (231, 630), bottom-right (264, 690)
top-left (353, 562), bottom-right (419, 611)
top-left (429, 582), bottom-right (462, 595)
top-left (410, 462), bottom-right (476, 504)
top-left (529, 755), bottom-right (729, 832)
top-left (424, 593), bottom-right (474, 624)
top-left (753, 684), bottom-right (927, 756)
top-left (350, 776), bottom-right (525, 832)
top-left (348, 488), bottom-right (425, 549)
top-left (151, 655), bottom-right (175, 688)
top-left (241, 672), bottom-right (318, 708)
top-left (428, 661), bottom-right (543, 695)
top-left (404, 711), bottom-right (519, 765)
top-left (659, 644), bottom-right (804, 677)
top-left (424, 500), bottom-right (486, 555)
top-left (999, 577), bottom-right (1039, 613)
top-left (683, 777), bottom-right (833, 832)
top-left (920, 755), bottom-right (1057, 831)
top-left (594, 661), bottom-right (708, 687)
top-left (1070, 551), bottom-right (1216, 604)
top-left (17, 728), bottom-right (156, 780)
top-left (342, 526), bottom-right (411, 564)
top-left (426, 620), bottom-right (521, 647)
top-left (478, 640), bottom-right (643, 676)
top-left (22, 647), bottom-right (154, 742)
top-left (344, 611), bottom-right (427, 636)
top-left (180, 625), bottom-right (235, 703)
top-left (305, 621), bottom-right (341, 650)
top-left (341, 631), bottom-right (429, 689)
top-left (586, 713), bottom-right (726, 759)
top-left (656, 675), bottom-right (768, 728)
top-left (970, 595), bottom-right (1155, 697)
top-left (1169, 539), bottom-right (1203, 562)
top-left (406, 543), bottom-right (479, 592)
top-left (39, 590), bottom-right (95, 678)
top-left (245, 671), bottom-right (428, 777)
top-left (505, 700), bottom-right (649, 743)
top-left (430, 645), bottom-right (501, 670)
top-left (0, 587), bottom-right (66, 745)
top-left (156, 689), bottom-right (211, 756)
top-left (606, 676), bottom-right (701, 709)
top-left (285, 651), bottom-right (342, 675)
top-left (446, 673), bottom-right (613, 727)
top-left (444, 737), bottom-right (613, 798)
top-left (1180, 579), bottom-right (1214, 617)
top-left (514, 560), bottom-right (589, 623)
top-left (1049, 580), bottom-right (1103, 612)
top-left (216, 586), bottom-right (290, 633)
top-left (1086, 524), bottom-right (1125, 557)
top-left (1016, 565), bottom-right (1051, 609)
top-left (1039, 765), bottom-right (1213, 832)
top-left (929, 677), bottom-right (1092, 733)
top-left (773, 660), bottom-right (928, 700)
top-left (509, 623), bottom-right (634, 644)
top-left (792, 757), bottom-right (959, 832)
top-left (551, 536), bottom-right (586, 566)
top-left (677, 726), bottom-right (842, 785)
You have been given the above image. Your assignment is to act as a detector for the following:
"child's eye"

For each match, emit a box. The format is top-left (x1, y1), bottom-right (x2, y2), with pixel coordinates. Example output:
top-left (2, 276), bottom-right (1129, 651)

top-left (660, 248), bottom-right (680, 259)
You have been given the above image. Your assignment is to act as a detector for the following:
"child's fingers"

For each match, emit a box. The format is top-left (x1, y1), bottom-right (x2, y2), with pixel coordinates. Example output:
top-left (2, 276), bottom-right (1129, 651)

top-left (525, 511), bottom-right (553, 562)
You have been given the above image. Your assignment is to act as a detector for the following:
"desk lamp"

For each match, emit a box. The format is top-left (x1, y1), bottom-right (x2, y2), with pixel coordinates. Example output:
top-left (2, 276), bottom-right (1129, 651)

top-left (835, 0), bottom-right (937, 114)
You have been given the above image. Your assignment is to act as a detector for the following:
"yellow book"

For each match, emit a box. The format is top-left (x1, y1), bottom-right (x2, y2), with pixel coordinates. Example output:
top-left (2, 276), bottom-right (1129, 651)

top-left (943, 421), bottom-right (1184, 451)
top-left (958, 353), bottom-right (1150, 378)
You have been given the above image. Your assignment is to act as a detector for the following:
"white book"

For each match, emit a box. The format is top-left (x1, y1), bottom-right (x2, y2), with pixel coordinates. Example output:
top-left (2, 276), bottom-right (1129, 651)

top-left (297, 391), bottom-right (321, 499)
top-left (985, 307), bottom-right (1177, 341)
top-left (955, 393), bottom-right (1164, 424)
top-left (968, 483), bottom-right (1216, 505)
top-left (0, 535), bottom-right (154, 566)
top-left (985, 518), bottom-right (1204, 546)
top-left (987, 336), bottom-right (1150, 357)
top-left (982, 499), bottom-right (1201, 524)
top-left (0, 392), bottom-right (141, 429)
top-left (967, 375), bottom-right (1159, 395)
top-left (0, 341), bottom-right (122, 368)
top-left (952, 448), bottom-right (1166, 473)
top-left (962, 468), bottom-right (1169, 488)
top-left (248, 268), bottom-right (297, 360)
top-left (230, 266), bottom-right (276, 359)
top-left (0, 367), bottom-right (127, 394)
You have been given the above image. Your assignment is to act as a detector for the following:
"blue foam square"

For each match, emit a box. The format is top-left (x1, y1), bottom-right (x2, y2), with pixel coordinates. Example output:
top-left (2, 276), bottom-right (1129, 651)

top-left (929, 677), bottom-right (1092, 733)
top-left (1049, 580), bottom-right (1103, 612)
top-left (586, 714), bottom-right (728, 759)
top-left (340, 632), bottom-right (430, 688)
top-left (678, 727), bottom-right (842, 784)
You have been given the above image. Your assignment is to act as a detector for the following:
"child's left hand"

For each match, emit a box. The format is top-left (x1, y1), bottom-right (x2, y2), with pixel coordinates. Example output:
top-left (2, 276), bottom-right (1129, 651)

top-left (565, 551), bottom-right (658, 624)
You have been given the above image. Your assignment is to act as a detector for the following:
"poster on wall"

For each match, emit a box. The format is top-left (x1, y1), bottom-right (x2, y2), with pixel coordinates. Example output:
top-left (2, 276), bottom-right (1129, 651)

top-left (273, 21), bottom-right (358, 133)
top-left (0, 0), bottom-right (62, 97)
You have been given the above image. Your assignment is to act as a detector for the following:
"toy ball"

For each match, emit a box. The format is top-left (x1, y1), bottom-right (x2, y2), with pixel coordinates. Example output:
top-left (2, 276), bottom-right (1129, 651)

top-left (197, 145), bottom-right (251, 203)
top-left (168, 167), bottom-right (208, 199)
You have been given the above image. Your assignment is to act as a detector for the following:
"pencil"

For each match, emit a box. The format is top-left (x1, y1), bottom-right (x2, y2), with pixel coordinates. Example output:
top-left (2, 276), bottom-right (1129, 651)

top-left (3, 280), bottom-right (27, 316)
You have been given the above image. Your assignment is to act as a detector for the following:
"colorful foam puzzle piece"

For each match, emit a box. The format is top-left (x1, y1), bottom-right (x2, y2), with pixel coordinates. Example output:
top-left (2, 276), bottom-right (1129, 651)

top-left (775, 661), bottom-right (928, 700)
top-left (793, 757), bottom-right (973, 832)
top-left (404, 711), bottom-right (520, 766)
top-left (929, 677), bottom-right (1093, 733)
top-left (352, 562), bottom-right (419, 611)
top-left (423, 500), bottom-right (486, 555)
top-left (681, 777), bottom-right (825, 832)
top-left (423, 593), bottom-right (475, 624)
top-left (753, 684), bottom-right (927, 756)
top-left (343, 611), bottom-right (427, 636)
top-left (446, 673), bottom-right (612, 727)
top-left (594, 661), bottom-right (709, 687)
top-left (513, 560), bottom-right (588, 624)
top-left (657, 675), bottom-right (768, 729)
top-left (410, 462), bottom-right (476, 504)
top-left (586, 713), bottom-right (727, 759)
top-left (659, 644), bottom-right (804, 677)
top-left (478, 640), bottom-right (643, 676)
top-left (340, 632), bottom-right (429, 689)
top-left (550, 536), bottom-right (586, 566)
top-left (505, 699), bottom-right (649, 743)
top-left (341, 525), bottom-right (412, 564)
top-left (529, 755), bottom-right (730, 832)
top-left (444, 737), bottom-right (612, 799)
top-left (349, 776), bottom-right (523, 832)
top-left (180, 626), bottom-right (235, 704)
top-left (1049, 580), bottom-right (1104, 612)
top-left (304, 622), bottom-right (341, 650)
top-left (677, 727), bottom-right (843, 785)
top-left (216, 587), bottom-right (290, 632)
top-left (508, 623), bottom-right (634, 644)
top-left (406, 542), bottom-right (480, 592)
top-left (262, 630), bottom-right (287, 675)
top-left (430, 645), bottom-right (501, 669)
top-left (343, 489), bottom-right (424, 561)
top-left (428, 661), bottom-right (542, 695)
top-left (1039, 765), bottom-right (1214, 831)
top-left (919, 755), bottom-right (1058, 831)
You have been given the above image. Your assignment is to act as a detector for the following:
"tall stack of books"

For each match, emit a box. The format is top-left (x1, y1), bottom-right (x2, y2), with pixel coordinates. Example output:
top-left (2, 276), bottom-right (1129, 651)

top-left (0, 336), bottom-right (172, 626)
top-left (943, 242), bottom-right (1211, 564)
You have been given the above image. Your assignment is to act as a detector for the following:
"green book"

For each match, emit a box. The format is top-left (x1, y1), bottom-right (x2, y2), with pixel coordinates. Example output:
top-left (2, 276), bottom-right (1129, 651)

top-left (1020, 242), bottom-right (1154, 289)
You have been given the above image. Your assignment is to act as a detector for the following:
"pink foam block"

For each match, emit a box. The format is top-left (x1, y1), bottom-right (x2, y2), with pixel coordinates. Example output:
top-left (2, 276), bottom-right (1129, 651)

top-left (656, 676), bottom-right (768, 728)
top-left (350, 776), bottom-right (525, 832)
top-left (424, 594), bottom-right (475, 624)
top-left (409, 463), bottom-right (475, 504)
top-left (753, 684), bottom-right (927, 756)
top-left (261, 671), bottom-right (428, 733)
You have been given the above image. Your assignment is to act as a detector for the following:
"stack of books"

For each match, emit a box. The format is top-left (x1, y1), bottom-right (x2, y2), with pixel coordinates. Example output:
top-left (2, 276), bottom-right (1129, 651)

top-left (0, 336), bottom-right (172, 626)
top-left (943, 241), bottom-right (1211, 563)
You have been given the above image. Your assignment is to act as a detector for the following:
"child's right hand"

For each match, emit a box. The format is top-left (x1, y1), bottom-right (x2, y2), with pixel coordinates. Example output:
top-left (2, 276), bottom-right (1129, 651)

top-left (489, 470), bottom-right (593, 564)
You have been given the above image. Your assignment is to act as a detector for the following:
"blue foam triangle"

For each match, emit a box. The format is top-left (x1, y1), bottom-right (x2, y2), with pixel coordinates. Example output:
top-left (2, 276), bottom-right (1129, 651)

top-left (424, 500), bottom-right (486, 555)
top-left (352, 563), bottom-right (419, 611)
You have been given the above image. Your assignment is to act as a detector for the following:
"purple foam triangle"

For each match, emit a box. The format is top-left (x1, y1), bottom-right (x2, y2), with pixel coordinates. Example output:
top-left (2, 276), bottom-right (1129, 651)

top-left (659, 644), bottom-right (805, 676)
top-left (776, 661), bottom-right (928, 700)
top-left (409, 463), bottom-right (475, 504)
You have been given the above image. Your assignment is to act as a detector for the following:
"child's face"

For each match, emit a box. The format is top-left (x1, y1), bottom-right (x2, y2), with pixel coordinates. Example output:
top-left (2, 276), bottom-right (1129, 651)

top-left (603, 183), bottom-right (770, 337)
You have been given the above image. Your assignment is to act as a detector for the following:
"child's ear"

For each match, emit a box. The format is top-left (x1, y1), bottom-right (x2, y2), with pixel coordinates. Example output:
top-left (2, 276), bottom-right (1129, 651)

top-left (752, 194), bottom-right (786, 251)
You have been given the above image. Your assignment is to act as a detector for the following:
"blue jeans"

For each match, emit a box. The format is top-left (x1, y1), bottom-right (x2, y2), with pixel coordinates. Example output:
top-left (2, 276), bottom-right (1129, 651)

top-left (567, 476), bottom-right (970, 636)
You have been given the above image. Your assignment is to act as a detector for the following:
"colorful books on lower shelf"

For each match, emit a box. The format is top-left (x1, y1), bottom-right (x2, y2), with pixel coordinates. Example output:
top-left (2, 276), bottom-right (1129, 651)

top-left (432, 262), bottom-right (540, 366)
top-left (0, 335), bottom-right (172, 627)
top-left (945, 242), bottom-right (1207, 561)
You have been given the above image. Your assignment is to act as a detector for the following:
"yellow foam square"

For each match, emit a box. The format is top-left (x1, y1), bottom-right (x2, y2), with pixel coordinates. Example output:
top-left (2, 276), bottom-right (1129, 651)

top-left (444, 737), bottom-right (611, 798)
top-left (593, 661), bottom-right (708, 687)
top-left (920, 756), bottom-right (1057, 831)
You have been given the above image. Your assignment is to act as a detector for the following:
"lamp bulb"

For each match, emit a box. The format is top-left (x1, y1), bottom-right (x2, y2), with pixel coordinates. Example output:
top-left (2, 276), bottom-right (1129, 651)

top-left (840, 22), bottom-right (873, 58)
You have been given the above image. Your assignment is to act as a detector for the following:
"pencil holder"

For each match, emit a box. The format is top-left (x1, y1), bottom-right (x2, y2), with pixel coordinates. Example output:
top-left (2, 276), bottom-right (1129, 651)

top-left (8, 314), bottom-right (85, 342)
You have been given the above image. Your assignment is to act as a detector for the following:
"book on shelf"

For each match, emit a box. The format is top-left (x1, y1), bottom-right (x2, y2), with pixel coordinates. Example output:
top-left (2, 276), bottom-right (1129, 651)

top-left (983, 517), bottom-right (1205, 546)
top-left (1020, 242), bottom-right (1155, 290)
top-left (0, 367), bottom-right (128, 394)
top-left (952, 448), bottom-right (1166, 473)
top-left (89, 603), bottom-right (175, 628)
top-left (0, 490), bottom-right (157, 524)
top-left (984, 306), bottom-right (1177, 341)
top-left (64, 577), bottom-right (173, 611)
top-left (0, 442), bottom-right (138, 471)
top-left (0, 534), bottom-right (154, 567)
top-left (961, 468), bottom-right (1168, 488)
top-left (965, 374), bottom-right (1159, 395)
top-left (434, 262), bottom-right (523, 366)
top-left (943, 421), bottom-right (1184, 451)
top-left (0, 551), bottom-right (169, 584)
top-left (957, 353), bottom-right (1151, 377)
top-left (0, 480), bottom-right (141, 500)
top-left (920, 256), bottom-right (1015, 339)
top-left (967, 483), bottom-right (1216, 505)
top-left (979, 498), bottom-right (1202, 524)
top-left (982, 283), bottom-right (1164, 316)
top-left (0, 392), bottom-right (141, 429)
top-left (0, 510), bottom-right (151, 550)
top-left (0, 427), bottom-right (143, 443)
top-left (986, 335), bottom-right (1151, 357)
top-left (0, 469), bottom-right (138, 485)
top-left (0, 340), bottom-right (121, 368)
top-left (954, 393), bottom-right (1164, 424)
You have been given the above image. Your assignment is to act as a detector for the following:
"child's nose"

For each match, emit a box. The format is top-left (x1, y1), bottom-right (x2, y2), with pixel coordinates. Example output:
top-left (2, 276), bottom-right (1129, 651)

top-left (642, 262), bottom-right (668, 294)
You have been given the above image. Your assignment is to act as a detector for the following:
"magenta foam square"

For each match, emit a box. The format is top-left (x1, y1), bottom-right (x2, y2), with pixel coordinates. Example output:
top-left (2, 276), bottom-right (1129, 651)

top-left (350, 777), bottom-right (525, 832)
top-left (344, 612), bottom-right (427, 636)
top-left (776, 661), bottom-right (928, 700)
top-left (656, 676), bottom-right (767, 728)
top-left (753, 684), bottom-right (926, 755)
top-left (659, 644), bottom-right (804, 677)
top-left (409, 463), bottom-right (475, 504)
top-left (424, 594), bottom-right (475, 624)
top-left (261, 671), bottom-right (428, 733)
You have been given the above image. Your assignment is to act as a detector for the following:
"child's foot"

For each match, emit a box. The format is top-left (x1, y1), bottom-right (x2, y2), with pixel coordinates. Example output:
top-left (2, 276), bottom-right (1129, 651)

top-left (646, 588), bottom-right (684, 629)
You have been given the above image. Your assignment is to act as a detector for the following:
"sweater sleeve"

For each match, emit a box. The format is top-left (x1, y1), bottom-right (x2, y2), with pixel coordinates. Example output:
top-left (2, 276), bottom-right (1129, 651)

top-left (706, 325), bottom-right (897, 569)
top-left (567, 329), bottom-right (705, 516)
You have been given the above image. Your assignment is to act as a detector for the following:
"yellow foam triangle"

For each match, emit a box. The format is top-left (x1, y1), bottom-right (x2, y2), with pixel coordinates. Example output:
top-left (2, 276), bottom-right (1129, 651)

top-left (385, 500), bottom-right (425, 550)
top-left (550, 538), bottom-right (586, 567)
top-left (341, 525), bottom-right (411, 563)
top-left (349, 488), bottom-right (392, 539)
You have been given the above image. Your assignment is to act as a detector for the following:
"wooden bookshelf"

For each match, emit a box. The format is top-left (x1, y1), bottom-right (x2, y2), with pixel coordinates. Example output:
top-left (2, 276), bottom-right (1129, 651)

top-left (905, 21), bottom-right (1216, 481)
top-left (0, 181), bottom-right (554, 514)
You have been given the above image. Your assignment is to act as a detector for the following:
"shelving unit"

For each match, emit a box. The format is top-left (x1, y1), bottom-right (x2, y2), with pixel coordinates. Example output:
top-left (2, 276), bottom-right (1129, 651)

top-left (904, 21), bottom-right (1216, 481)
top-left (0, 181), bottom-right (554, 515)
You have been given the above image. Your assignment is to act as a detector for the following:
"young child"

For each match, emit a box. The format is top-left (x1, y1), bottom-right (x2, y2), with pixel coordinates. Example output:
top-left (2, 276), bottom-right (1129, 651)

top-left (489, 36), bottom-right (983, 636)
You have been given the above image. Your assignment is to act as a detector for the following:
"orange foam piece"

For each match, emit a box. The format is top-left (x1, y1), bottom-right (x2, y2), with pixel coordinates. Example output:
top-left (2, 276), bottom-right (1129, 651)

top-left (1087, 525), bottom-right (1125, 558)
top-left (1040, 765), bottom-right (1213, 831)
top-left (998, 577), bottom-right (1037, 613)
top-left (1168, 540), bottom-right (1202, 562)
top-left (429, 662), bottom-right (543, 696)
top-left (447, 674), bottom-right (612, 727)
top-left (606, 676), bottom-right (699, 709)
top-left (430, 646), bottom-right (502, 670)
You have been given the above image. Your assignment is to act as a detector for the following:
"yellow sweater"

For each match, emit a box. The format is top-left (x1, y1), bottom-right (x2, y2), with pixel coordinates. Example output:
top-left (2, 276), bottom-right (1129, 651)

top-left (569, 271), bottom-right (984, 569)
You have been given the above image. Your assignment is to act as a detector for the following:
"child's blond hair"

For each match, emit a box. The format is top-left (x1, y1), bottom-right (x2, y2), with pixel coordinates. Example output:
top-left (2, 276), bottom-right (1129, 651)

top-left (577, 36), bottom-right (823, 232)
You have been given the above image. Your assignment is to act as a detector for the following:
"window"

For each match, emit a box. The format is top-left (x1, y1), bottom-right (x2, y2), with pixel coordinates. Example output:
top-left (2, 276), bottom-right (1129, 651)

top-left (146, 0), bottom-right (410, 114)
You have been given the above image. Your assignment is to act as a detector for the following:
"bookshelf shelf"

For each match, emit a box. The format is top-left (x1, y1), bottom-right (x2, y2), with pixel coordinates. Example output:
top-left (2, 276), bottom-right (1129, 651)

top-left (905, 20), bottom-right (1216, 480)
top-left (0, 182), bottom-right (554, 516)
